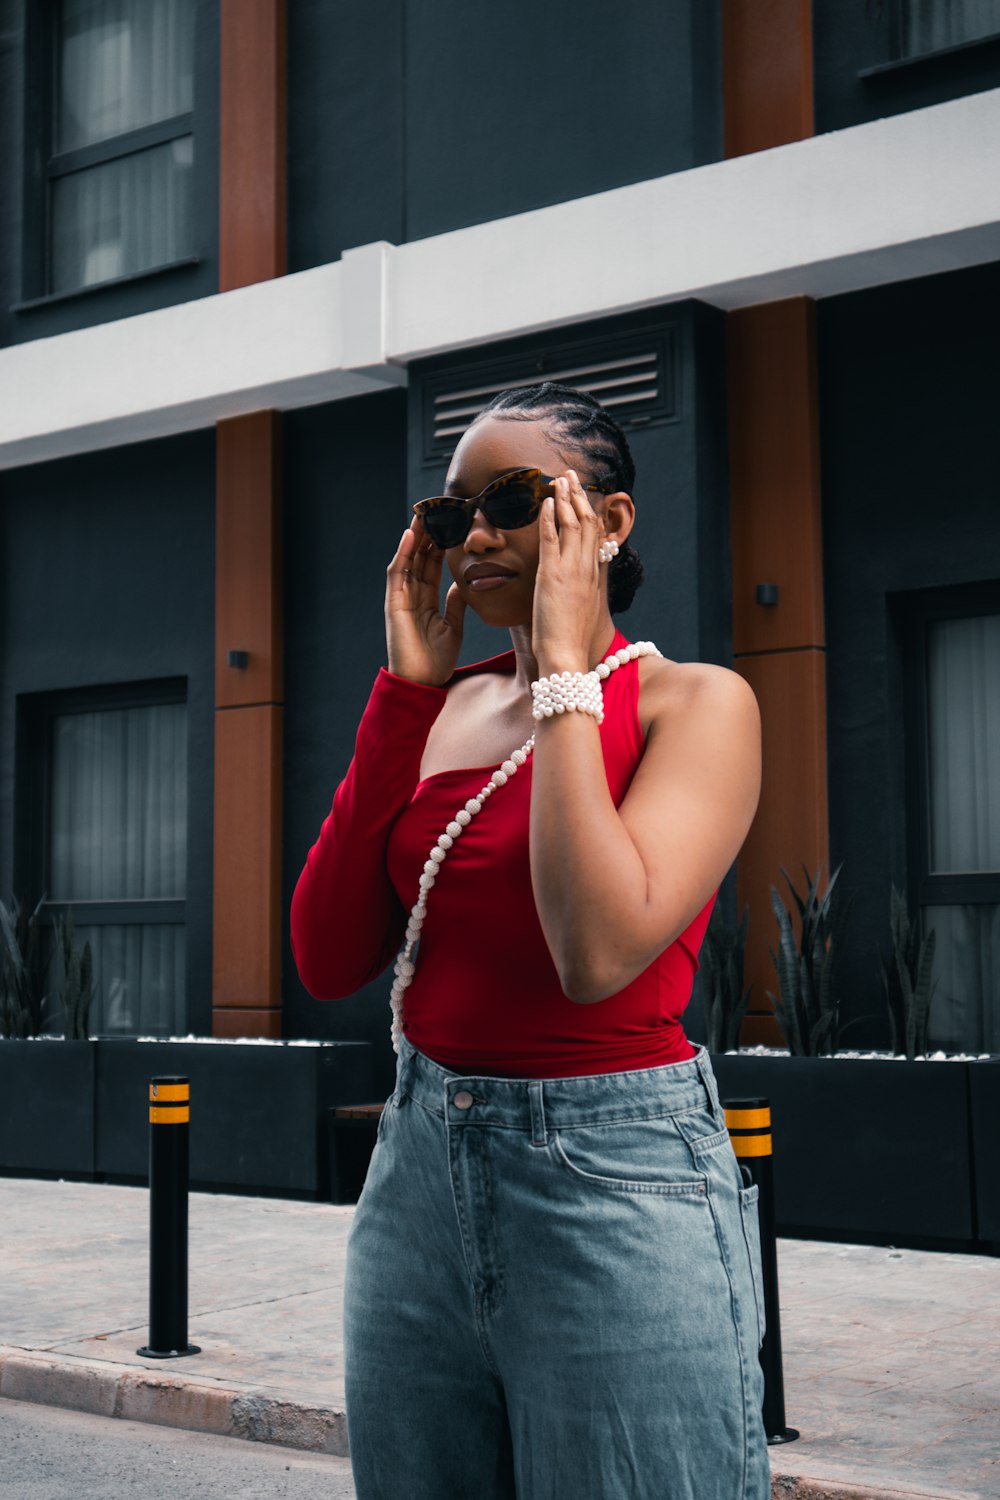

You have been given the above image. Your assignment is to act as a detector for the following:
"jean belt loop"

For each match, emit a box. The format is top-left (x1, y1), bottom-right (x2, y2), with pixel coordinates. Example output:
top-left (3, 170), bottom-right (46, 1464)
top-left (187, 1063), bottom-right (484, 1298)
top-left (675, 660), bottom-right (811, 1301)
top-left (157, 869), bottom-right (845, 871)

top-left (528, 1080), bottom-right (548, 1147)
top-left (697, 1046), bottom-right (721, 1116)
top-left (395, 1040), bottom-right (415, 1105)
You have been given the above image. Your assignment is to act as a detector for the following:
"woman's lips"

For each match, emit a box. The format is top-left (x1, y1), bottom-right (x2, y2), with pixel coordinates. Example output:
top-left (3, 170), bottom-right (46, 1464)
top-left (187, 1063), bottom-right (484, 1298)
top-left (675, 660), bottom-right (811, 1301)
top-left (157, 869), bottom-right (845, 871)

top-left (469, 575), bottom-right (512, 591)
top-left (464, 566), bottom-right (516, 592)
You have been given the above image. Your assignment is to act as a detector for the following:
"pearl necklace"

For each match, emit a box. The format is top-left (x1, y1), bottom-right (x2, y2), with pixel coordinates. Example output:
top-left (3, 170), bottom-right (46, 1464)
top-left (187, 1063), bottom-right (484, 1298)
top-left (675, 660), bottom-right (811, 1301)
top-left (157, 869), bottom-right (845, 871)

top-left (389, 640), bottom-right (662, 1050)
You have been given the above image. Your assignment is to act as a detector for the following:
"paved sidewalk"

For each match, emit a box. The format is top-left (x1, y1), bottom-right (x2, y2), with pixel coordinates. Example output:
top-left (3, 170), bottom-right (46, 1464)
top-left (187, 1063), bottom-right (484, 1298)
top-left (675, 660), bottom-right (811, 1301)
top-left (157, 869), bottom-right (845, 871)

top-left (0, 1179), bottom-right (996, 1499)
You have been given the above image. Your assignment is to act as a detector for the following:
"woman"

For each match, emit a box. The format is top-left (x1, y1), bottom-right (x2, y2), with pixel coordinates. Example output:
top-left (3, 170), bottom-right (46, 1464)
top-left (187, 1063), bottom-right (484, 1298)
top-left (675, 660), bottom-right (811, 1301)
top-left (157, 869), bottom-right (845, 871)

top-left (291, 383), bottom-right (769, 1499)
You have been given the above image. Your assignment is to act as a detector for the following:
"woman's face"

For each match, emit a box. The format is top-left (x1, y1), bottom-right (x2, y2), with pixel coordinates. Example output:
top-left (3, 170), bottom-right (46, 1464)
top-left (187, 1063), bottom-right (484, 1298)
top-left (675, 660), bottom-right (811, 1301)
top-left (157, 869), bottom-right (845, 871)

top-left (439, 415), bottom-right (589, 627)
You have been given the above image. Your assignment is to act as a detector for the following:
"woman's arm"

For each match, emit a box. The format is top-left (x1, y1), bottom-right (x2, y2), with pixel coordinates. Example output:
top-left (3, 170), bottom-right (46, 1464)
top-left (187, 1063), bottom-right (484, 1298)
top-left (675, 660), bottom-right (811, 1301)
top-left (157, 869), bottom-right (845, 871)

top-left (528, 474), bottom-right (761, 1003)
top-left (292, 523), bottom-right (466, 999)
top-left (530, 660), bottom-right (760, 1002)
top-left (290, 669), bottom-right (446, 998)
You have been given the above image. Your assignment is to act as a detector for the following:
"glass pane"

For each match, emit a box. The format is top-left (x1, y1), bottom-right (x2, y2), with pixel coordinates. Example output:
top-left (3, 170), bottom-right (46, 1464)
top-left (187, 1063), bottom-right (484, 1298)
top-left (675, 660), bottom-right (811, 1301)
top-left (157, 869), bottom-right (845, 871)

top-left (50, 701), bottom-right (187, 900)
top-left (56, 0), bottom-right (194, 152)
top-left (50, 136), bottom-right (193, 293)
top-left (923, 904), bottom-right (1000, 1053)
top-left (926, 614), bottom-right (1000, 872)
top-left (902, 0), bottom-right (1000, 53)
top-left (55, 922), bottom-right (186, 1037)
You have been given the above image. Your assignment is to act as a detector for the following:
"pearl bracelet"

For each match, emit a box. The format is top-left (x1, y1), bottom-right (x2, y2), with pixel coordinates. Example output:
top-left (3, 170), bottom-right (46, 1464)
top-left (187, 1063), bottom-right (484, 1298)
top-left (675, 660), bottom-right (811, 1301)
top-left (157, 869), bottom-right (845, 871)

top-left (531, 669), bottom-right (605, 725)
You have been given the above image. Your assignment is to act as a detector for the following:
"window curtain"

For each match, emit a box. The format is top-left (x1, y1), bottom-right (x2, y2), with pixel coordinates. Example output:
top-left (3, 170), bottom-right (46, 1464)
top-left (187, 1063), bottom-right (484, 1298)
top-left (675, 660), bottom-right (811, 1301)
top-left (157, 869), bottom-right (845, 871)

top-left (56, 0), bottom-right (194, 151)
top-left (52, 0), bottom-right (194, 292)
top-left (924, 904), bottom-right (998, 1053)
top-left (50, 702), bottom-right (186, 1036)
top-left (68, 924), bottom-right (186, 1037)
top-left (902, 0), bottom-right (1000, 53)
top-left (925, 614), bottom-right (1000, 1051)
top-left (51, 138), bottom-right (192, 293)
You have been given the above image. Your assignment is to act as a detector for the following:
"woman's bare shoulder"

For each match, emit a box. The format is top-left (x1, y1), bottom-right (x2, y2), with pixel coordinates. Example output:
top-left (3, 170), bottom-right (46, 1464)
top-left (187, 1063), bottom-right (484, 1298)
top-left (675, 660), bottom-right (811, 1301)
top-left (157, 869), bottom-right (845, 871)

top-left (637, 655), bottom-right (759, 735)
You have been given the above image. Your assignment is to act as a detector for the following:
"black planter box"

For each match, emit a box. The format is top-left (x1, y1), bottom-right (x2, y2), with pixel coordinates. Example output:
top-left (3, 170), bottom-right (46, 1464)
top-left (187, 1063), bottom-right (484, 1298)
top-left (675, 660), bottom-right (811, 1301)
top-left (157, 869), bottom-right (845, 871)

top-left (969, 1060), bottom-right (1000, 1243)
top-left (96, 1039), bottom-right (373, 1197)
top-left (0, 1040), bottom-right (97, 1175)
top-left (710, 1053), bottom-right (974, 1243)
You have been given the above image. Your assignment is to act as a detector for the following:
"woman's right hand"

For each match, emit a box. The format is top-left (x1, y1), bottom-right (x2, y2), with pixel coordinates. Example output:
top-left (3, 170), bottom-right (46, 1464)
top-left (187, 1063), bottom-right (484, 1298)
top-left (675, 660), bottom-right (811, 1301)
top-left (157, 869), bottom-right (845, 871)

top-left (385, 520), bottom-right (466, 686)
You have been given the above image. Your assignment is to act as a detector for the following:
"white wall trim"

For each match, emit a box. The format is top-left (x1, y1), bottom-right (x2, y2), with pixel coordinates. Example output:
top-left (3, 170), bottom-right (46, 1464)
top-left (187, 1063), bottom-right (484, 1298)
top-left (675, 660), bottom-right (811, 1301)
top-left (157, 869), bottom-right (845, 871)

top-left (3, 89), bottom-right (1000, 469)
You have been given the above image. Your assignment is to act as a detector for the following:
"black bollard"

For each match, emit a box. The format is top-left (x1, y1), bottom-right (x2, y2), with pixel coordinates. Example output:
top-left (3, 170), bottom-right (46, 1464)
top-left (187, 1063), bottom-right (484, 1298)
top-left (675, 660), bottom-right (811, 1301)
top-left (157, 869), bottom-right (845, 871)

top-left (723, 1096), bottom-right (798, 1444)
top-left (137, 1076), bottom-right (200, 1359)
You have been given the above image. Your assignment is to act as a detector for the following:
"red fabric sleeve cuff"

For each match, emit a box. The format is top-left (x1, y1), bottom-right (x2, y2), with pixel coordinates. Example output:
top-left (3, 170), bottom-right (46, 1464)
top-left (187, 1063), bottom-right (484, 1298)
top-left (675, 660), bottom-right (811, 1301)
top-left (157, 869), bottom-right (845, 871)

top-left (361, 667), bottom-right (448, 738)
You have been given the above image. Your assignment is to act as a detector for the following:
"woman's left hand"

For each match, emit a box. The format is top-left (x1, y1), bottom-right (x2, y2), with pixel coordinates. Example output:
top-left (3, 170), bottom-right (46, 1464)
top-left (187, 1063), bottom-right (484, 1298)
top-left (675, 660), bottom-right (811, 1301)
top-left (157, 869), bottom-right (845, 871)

top-left (531, 470), bottom-right (604, 676)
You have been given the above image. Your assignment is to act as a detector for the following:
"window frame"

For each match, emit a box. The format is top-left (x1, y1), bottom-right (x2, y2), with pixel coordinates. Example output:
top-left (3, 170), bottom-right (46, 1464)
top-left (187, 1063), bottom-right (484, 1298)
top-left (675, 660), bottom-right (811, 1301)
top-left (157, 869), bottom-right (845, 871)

top-left (17, 678), bottom-right (189, 1032)
top-left (18, 0), bottom-right (208, 308)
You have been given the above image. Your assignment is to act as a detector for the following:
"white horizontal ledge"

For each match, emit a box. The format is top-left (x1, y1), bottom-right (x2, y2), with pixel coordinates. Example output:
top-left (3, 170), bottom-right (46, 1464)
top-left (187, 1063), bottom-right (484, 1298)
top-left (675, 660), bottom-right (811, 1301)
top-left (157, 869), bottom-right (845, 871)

top-left (2, 88), bottom-right (999, 470)
top-left (0, 261), bottom-right (405, 470)
top-left (389, 86), bottom-right (1000, 357)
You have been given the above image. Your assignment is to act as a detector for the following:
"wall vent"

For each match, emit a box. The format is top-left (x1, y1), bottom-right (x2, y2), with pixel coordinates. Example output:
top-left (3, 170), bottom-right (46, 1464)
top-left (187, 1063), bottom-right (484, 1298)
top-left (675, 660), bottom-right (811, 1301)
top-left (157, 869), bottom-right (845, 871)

top-left (421, 326), bottom-right (676, 462)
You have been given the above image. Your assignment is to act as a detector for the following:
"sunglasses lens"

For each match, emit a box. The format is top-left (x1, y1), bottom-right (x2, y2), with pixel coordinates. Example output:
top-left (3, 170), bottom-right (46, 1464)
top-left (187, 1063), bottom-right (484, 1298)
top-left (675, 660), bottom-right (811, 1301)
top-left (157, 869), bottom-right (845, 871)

top-left (416, 472), bottom-right (544, 547)
top-left (420, 501), bottom-right (470, 549)
top-left (482, 482), bottom-right (539, 531)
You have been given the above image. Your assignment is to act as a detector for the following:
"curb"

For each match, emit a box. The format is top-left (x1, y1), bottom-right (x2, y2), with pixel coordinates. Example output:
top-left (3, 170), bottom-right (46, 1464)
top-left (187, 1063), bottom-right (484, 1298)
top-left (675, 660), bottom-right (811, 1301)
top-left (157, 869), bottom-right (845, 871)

top-left (770, 1478), bottom-right (979, 1500)
top-left (0, 1346), bottom-right (348, 1456)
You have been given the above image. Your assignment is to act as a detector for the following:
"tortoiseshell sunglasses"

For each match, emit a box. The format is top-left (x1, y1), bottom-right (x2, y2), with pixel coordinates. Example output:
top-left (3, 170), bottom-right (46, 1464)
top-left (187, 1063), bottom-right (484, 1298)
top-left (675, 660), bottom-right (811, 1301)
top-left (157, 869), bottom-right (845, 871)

top-left (413, 467), bottom-right (616, 550)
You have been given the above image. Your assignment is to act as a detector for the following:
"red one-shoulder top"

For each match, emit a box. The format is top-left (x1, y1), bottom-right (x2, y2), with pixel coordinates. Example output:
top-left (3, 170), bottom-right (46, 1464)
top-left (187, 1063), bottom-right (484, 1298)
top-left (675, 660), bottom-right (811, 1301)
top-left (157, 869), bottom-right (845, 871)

top-left (291, 631), bottom-right (710, 1078)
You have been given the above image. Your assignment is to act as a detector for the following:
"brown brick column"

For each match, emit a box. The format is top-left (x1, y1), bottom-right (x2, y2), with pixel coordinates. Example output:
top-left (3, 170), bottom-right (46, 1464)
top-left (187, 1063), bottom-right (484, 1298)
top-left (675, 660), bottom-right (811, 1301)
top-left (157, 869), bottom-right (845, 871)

top-left (213, 0), bottom-right (287, 1038)
top-left (219, 0), bottom-right (287, 290)
top-left (722, 0), bottom-right (813, 159)
top-left (723, 1), bottom-right (828, 1043)
top-left (728, 302), bottom-right (828, 1042)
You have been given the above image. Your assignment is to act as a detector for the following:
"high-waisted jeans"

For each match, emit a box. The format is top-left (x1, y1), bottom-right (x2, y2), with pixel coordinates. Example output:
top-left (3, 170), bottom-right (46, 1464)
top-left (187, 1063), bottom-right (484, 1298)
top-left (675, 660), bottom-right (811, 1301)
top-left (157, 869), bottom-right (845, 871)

top-left (344, 1035), bottom-right (771, 1500)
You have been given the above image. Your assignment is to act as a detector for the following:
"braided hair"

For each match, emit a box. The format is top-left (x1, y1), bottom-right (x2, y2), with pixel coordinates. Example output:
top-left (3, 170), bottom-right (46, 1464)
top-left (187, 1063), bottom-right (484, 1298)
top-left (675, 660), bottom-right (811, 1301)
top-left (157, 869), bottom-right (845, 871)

top-left (472, 382), bottom-right (645, 613)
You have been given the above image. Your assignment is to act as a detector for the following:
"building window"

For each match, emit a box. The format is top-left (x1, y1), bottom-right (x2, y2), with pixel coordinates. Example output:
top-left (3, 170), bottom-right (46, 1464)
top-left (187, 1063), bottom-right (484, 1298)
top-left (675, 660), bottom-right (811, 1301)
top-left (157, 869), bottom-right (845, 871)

top-left (25, 687), bottom-right (188, 1036)
top-left (906, 596), bottom-right (1000, 1052)
top-left (48, 0), bottom-right (195, 294)
top-left (899, 0), bottom-right (1000, 56)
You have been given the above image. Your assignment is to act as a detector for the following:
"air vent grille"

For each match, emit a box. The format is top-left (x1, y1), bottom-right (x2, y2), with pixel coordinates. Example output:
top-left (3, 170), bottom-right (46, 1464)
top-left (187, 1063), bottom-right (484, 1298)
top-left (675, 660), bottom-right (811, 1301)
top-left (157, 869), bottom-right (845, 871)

top-left (421, 327), bottom-right (675, 460)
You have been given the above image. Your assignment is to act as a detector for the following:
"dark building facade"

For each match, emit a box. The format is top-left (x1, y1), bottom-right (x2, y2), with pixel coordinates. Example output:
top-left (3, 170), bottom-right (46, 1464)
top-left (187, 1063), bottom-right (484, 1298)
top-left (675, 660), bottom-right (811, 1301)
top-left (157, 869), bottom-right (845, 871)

top-left (1, 0), bottom-right (998, 1096)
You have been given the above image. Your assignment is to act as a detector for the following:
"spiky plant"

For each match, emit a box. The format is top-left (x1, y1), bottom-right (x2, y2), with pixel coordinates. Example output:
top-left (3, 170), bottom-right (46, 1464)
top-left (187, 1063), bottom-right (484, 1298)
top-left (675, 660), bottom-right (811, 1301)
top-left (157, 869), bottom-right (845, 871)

top-left (767, 865), bottom-right (845, 1056)
top-left (879, 886), bottom-right (936, 1059)
top-left (701, 903), bottom-right (753, 1053)
top-left (0, 896), bottom-right (49, 1038)
top-left (53, 913), bottom-right (95, 1041)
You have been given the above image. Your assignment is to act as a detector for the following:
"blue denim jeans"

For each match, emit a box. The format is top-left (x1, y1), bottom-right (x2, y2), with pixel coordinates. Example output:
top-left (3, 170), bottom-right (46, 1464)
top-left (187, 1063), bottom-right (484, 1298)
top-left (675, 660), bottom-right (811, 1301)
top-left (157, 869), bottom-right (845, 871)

top-left (344, 1036), bottom-right (770, 1499)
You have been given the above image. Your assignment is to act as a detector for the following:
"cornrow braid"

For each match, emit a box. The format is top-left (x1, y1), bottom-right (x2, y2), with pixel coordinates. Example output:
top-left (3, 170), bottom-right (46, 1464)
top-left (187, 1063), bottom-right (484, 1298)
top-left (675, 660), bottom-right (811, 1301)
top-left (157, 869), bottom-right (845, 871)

top-left (473, 381), bottom-right (645, 613)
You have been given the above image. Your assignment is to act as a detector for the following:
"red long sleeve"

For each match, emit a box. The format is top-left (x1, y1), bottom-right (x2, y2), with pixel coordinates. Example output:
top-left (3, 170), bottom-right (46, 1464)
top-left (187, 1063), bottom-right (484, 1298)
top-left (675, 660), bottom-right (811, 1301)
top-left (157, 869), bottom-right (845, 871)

top-left (290, 669), bottom-right (446, 999)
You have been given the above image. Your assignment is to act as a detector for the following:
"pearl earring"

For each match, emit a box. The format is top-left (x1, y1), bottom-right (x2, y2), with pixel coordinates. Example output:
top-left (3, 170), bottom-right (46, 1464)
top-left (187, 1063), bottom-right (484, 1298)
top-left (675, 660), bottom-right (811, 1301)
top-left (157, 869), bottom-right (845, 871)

top-left (598, 538), bottom-right (620, 565)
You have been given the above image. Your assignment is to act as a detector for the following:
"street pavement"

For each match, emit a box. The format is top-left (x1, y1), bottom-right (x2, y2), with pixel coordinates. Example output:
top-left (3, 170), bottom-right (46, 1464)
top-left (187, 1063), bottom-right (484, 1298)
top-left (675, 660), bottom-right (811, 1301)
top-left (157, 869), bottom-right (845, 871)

top-left (0, 1398), bottom-right (358, 1499)
top-left (0, 1178), bottom-right (996, 1500)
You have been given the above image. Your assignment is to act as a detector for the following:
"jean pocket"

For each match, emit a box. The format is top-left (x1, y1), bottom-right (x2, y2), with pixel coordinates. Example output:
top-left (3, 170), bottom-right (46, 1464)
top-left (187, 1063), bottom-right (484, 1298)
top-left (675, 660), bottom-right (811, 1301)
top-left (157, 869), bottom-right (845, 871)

top-left (739, 1184), bottom-right (766, 1349)
top-left (375, 1095), bottom-right (396, 1145)
top-left (549, 1121), bottom-right (709, 1196)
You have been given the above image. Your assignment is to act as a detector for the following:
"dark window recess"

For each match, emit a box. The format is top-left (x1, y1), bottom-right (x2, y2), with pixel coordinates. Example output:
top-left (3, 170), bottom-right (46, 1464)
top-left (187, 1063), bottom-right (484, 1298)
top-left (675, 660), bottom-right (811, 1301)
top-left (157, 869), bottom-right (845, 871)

top-left (899, 0), bottom-right (1000, 56)
top-left (19, 680), bottom-right (188, 1038)
top-left (862, 0), bottom-right (1000, 71)
top-left (421, 327), bottom-right (676, 463)
top-left (899, 583), bottom-right (1000, 1053)
top-left (45, 0), bottom-right (196, 296)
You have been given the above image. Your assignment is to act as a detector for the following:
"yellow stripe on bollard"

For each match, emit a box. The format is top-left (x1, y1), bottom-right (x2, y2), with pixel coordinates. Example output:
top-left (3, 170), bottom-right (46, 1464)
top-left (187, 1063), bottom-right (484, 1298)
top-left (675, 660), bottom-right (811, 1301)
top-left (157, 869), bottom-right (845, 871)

top-left (149, 1106), bottom-right (191, 1124)
top-left (724, 1106), bottom-right (771, 1131)
top-left (729, 1133), bottom-right (772, 1158)
top-left (150, 1083), bottom-right (189, 1102)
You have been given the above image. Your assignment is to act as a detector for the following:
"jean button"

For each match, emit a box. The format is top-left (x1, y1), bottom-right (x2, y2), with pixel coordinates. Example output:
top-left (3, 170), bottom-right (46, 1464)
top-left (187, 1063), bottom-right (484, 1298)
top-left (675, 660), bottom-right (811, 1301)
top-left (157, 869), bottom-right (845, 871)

top-left (453, 1090), bottom-right (474, 1110)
